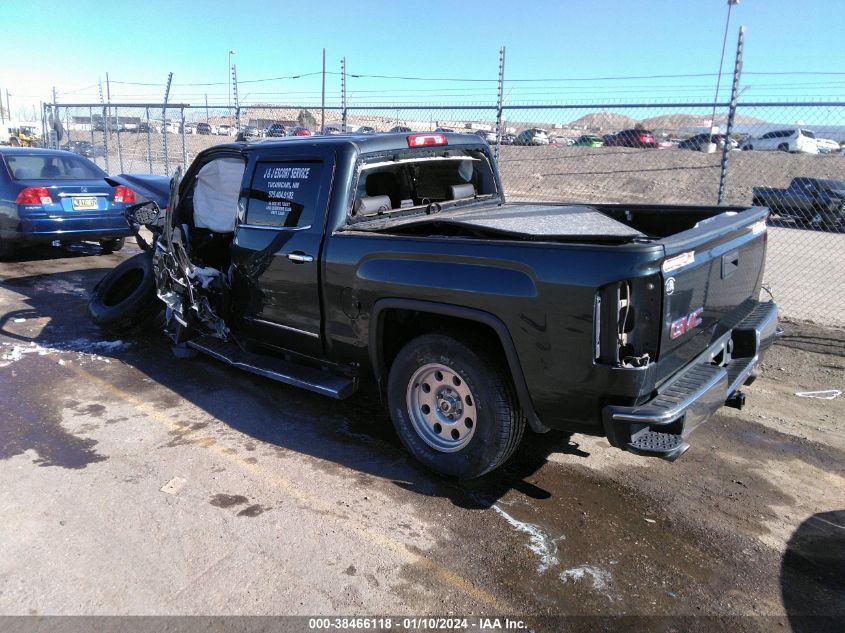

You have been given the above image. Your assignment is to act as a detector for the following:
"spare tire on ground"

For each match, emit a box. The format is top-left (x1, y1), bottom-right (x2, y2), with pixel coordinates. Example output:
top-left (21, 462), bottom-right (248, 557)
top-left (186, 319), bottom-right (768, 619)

top-left (88, 252), bottom-right (164, 335)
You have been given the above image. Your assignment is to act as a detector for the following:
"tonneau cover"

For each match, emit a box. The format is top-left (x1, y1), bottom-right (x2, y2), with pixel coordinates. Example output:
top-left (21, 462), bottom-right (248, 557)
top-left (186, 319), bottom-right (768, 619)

top-left (354, 203), bottom-right (646, 240)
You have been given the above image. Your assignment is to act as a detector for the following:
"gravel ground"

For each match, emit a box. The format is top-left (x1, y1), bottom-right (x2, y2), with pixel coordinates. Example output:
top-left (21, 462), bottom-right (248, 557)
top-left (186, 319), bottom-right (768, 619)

top-left (0, 244), bottom-right (842, 631)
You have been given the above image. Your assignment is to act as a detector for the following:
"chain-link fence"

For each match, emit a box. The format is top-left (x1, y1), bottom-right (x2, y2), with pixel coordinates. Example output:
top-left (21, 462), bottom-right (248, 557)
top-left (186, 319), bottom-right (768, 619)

top-left (48, 99), bottom-right (844, 326)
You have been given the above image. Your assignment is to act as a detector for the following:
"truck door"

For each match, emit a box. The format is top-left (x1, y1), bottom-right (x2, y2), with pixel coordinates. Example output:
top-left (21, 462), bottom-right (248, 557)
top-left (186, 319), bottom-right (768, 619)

top-left (231, 152), bottom-right (333, 357)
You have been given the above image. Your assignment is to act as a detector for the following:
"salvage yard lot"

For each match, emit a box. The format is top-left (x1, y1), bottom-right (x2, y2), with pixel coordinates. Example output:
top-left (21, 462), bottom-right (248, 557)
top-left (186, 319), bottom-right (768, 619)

top-left (0, 245), bottom-right (843, 628)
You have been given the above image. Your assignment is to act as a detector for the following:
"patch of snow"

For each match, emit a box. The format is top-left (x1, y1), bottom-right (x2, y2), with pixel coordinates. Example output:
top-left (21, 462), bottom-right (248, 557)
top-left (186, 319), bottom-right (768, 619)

top-left (492, 504), bottom-right (563, 573)
top-left (559, 565), bottom-right (613, 593)
top-left (0, 338), bottom-right (132, 367)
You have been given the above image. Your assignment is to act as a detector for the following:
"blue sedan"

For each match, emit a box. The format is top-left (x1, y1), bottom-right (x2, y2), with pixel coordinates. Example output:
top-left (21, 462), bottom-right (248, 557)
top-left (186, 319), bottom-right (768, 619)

top-left (0, 147), bottom-right (133, 259)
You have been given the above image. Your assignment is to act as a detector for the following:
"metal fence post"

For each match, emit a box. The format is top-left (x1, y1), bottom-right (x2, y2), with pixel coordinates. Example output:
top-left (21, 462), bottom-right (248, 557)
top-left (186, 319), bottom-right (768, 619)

top-left (495, 46), bottom-right (506, 162)
top-left (89, 107), bottom-right (95, 150)
top-left (162, 73), bottom-right (173, 176)
top-left (341, 57), bottom-right (347, 132)
top-left (718, 26), bottom-right (745, 205)
top-left (146, 107), bottom-right (152, 174)
top-left (102, 104), bottom-right (110, 173)
top-left (117, 107), bottom-right (124, 173)
top-left (181, 107), bottom-right (187, 169)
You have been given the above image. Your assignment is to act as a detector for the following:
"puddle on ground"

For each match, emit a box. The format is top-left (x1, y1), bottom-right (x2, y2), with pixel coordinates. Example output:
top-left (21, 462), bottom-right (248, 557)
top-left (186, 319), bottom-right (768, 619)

top-left (0, 360), bottom-right (107, 469)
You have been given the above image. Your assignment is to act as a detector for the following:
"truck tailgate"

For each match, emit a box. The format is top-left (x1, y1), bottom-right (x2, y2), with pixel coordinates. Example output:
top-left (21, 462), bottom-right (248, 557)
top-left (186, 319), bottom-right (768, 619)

top-left (655, 208), bottom-right (769, 385)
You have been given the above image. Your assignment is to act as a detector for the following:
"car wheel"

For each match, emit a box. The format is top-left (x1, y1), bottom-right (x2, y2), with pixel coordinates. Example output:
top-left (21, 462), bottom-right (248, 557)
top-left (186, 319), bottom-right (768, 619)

top-left (745, 144), bottom-right (753, 151)
top-left (778, 143), bottom-right (789, 152)
top-left (88, 252), bottom-right (164, 335)
top-left (387, 333), bottom-right (525, 479)
top-left (99, 237), bottom-right (125, 254)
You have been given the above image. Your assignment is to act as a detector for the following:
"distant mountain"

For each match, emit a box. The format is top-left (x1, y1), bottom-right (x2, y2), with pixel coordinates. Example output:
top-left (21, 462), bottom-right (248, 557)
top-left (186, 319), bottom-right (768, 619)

top-left (567, 112), bottom-right (638, 131)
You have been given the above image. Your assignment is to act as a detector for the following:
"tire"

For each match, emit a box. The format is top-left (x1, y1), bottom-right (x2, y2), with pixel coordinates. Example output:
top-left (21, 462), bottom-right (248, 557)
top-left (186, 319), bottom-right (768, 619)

top-left (99, 237), bottom-right (125, 253)
top-left (778, 143), bottom-right (789, 152)
top-left (88, 252), bottom-right (164, 335)
top-left (387, 333), bottom-right (525, 479)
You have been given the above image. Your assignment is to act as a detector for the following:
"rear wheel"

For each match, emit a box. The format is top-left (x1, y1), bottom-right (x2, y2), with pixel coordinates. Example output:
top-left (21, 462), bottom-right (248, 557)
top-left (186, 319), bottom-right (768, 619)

top-left (387, 333), bottom-right (525, 479)
top-left (88, 252), bottom-right (164, 335)
top-left (99, 237), bottom-right (125, 254)
top-left (778, 143), bottom-right (789, 152)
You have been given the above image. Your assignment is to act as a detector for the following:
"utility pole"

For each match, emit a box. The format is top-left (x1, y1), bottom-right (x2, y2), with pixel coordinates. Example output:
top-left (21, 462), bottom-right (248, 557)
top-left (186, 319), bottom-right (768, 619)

top-left (232, 64), bottom-right (240, 133)
top-left (495, 46), bottom-right (506, 161)
top-left (718, 26), bottom-right (746, 205)
top-left (6, 90), bottom-right (11, 123)
top-left (711, 0), bottom-right (740, 134)
top-left (162, 72), bottom-right (173, 176)
top-left (341, 57), bottom-right (347, 133)
top-left (98, 79), bottom-right (109, 172)
top-left (228, 49), bottom-right (235, 121)
top-left (205, 93), bottom-right (209, 124)
top-left (321, 48), bottom-right (326, 134)
top-left (0, 85), bottom-right (4, 124)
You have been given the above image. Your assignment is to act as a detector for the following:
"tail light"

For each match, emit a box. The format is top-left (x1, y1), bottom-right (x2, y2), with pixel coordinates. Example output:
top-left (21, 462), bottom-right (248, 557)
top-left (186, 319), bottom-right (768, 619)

top-left (596, 276), bottom-right (661, 367)
top-left (16, 187), bottom-right (53, 206)
top-left (113, 185), bottom-right (136, 203)
top-left (407, 134), bottom-right (448, 147)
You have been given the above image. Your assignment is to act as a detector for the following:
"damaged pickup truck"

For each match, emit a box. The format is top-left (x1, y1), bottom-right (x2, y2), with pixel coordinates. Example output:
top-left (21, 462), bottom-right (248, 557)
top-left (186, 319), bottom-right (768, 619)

top-left (90, 132), bottom-right (778, 478)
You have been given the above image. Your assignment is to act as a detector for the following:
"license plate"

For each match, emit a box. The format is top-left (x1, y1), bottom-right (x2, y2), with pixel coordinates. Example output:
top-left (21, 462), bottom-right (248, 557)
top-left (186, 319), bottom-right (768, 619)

top-left (72, 197), bottom-right (98, 210)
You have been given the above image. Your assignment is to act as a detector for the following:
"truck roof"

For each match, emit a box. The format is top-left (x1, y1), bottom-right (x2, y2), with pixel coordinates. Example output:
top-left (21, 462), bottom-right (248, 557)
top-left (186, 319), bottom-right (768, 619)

top-left (230, 131), bottom-right (488, 154)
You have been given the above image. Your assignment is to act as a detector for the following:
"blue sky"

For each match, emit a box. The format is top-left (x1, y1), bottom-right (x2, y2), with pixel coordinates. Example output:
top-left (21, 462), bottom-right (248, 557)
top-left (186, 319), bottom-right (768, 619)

top-left (2, 0), bottom-right (844, 116)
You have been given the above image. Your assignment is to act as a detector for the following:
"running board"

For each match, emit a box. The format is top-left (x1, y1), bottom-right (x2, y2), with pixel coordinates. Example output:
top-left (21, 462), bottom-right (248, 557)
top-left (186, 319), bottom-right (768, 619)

top-left (187, 336), bottom-right (357, 400)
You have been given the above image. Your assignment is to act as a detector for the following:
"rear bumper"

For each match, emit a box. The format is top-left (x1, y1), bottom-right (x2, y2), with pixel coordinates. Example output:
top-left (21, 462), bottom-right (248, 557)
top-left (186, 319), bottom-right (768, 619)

top-left (602, 300), bottom-right (779, 460)
top-left (6, 216), bottom-right (131, 243)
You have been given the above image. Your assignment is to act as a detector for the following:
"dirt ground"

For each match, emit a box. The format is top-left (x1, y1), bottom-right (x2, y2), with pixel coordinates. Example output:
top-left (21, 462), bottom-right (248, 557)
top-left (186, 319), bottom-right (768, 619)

top-left (0, 243), bottom-right (842, 631)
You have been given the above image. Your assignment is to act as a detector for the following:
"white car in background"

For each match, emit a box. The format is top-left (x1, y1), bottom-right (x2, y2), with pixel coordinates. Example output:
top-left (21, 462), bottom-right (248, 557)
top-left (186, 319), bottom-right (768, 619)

top-left (815, 137), bottom-right (840, 154)
top-left (740, 128), bottom-right (818, 154)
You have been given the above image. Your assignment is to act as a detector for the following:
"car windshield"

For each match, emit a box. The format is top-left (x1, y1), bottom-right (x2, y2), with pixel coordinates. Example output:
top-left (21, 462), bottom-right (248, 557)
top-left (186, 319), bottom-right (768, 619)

top-left (3, 153), bottom-right (106, 180)
top-left (351, 148), bottom-right (498, 220)
top-left (800, 129), bottom-right (816, 139)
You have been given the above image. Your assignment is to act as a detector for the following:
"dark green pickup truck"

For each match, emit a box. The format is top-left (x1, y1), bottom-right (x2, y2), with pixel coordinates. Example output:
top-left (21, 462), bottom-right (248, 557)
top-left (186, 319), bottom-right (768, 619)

top-left (92, 132), bottom-right (778, 478)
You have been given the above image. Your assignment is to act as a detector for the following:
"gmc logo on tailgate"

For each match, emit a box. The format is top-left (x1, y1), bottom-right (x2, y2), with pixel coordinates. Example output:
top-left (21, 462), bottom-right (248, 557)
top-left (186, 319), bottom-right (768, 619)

top-left (670, 307), bottom-right (704, 339)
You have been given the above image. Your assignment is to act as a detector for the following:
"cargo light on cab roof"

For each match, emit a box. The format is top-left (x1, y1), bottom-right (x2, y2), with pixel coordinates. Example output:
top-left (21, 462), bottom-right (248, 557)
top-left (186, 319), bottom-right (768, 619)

top-left (407, 134), bottom-right (448, 147)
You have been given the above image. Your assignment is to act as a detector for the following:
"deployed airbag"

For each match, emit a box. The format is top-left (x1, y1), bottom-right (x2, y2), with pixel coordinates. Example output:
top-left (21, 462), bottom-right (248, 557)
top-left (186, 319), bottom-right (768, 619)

top-left (193, 158), bottom-right (245, 233)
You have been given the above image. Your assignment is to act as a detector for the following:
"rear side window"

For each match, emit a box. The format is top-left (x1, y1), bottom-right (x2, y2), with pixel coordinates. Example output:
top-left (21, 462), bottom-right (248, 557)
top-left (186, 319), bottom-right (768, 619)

top-left (246, 161), bottom-right (323, 228)
top-left (4, 154), bottom-right (106, 180)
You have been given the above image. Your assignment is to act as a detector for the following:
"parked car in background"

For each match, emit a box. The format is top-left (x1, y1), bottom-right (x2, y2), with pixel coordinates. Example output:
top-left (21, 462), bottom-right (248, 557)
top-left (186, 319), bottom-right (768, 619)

top-left (677, 134), bottom-right (738, 151)
top-left (216, 124), bottom-right (233, 136)
top-left (500, 133), bottom-right (515, 145)
top-left (472, 129), bottom-right (497, 144)
top-left (286, 126), bottom-right (313, 137)
top-left (740, 128), bottom-right (818, 154)
top-left (549, 135), bottom-right (574, 146)
top-left (513, 128), bottom-right (550, 146)
top-left (265, 123), bottom-right (289, 137)
top-left (753, 176), bottom-right (845, 229)
top-left (356, 126), bottom-right (377, 134)
top-left (389, 126), bottom-right (412, 133)
top-left (243, 126), bottom-right (261, 138)
top-left (195, 123), bottom-right (212, 135)
top-left (603, 129), bottom-right (656, 148)
top-left (815, 137), bottom-right (840, 154)
top-left (434, 127), bottom-right (454, 133)
top-left (137, 122), bottom-right (160, 134)
top-left (573, 135), bottom-right (603, 147)
top-left (60, 140), bottom-right (105, 158)
top-left (0, 147), bottom-right (133, 258)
